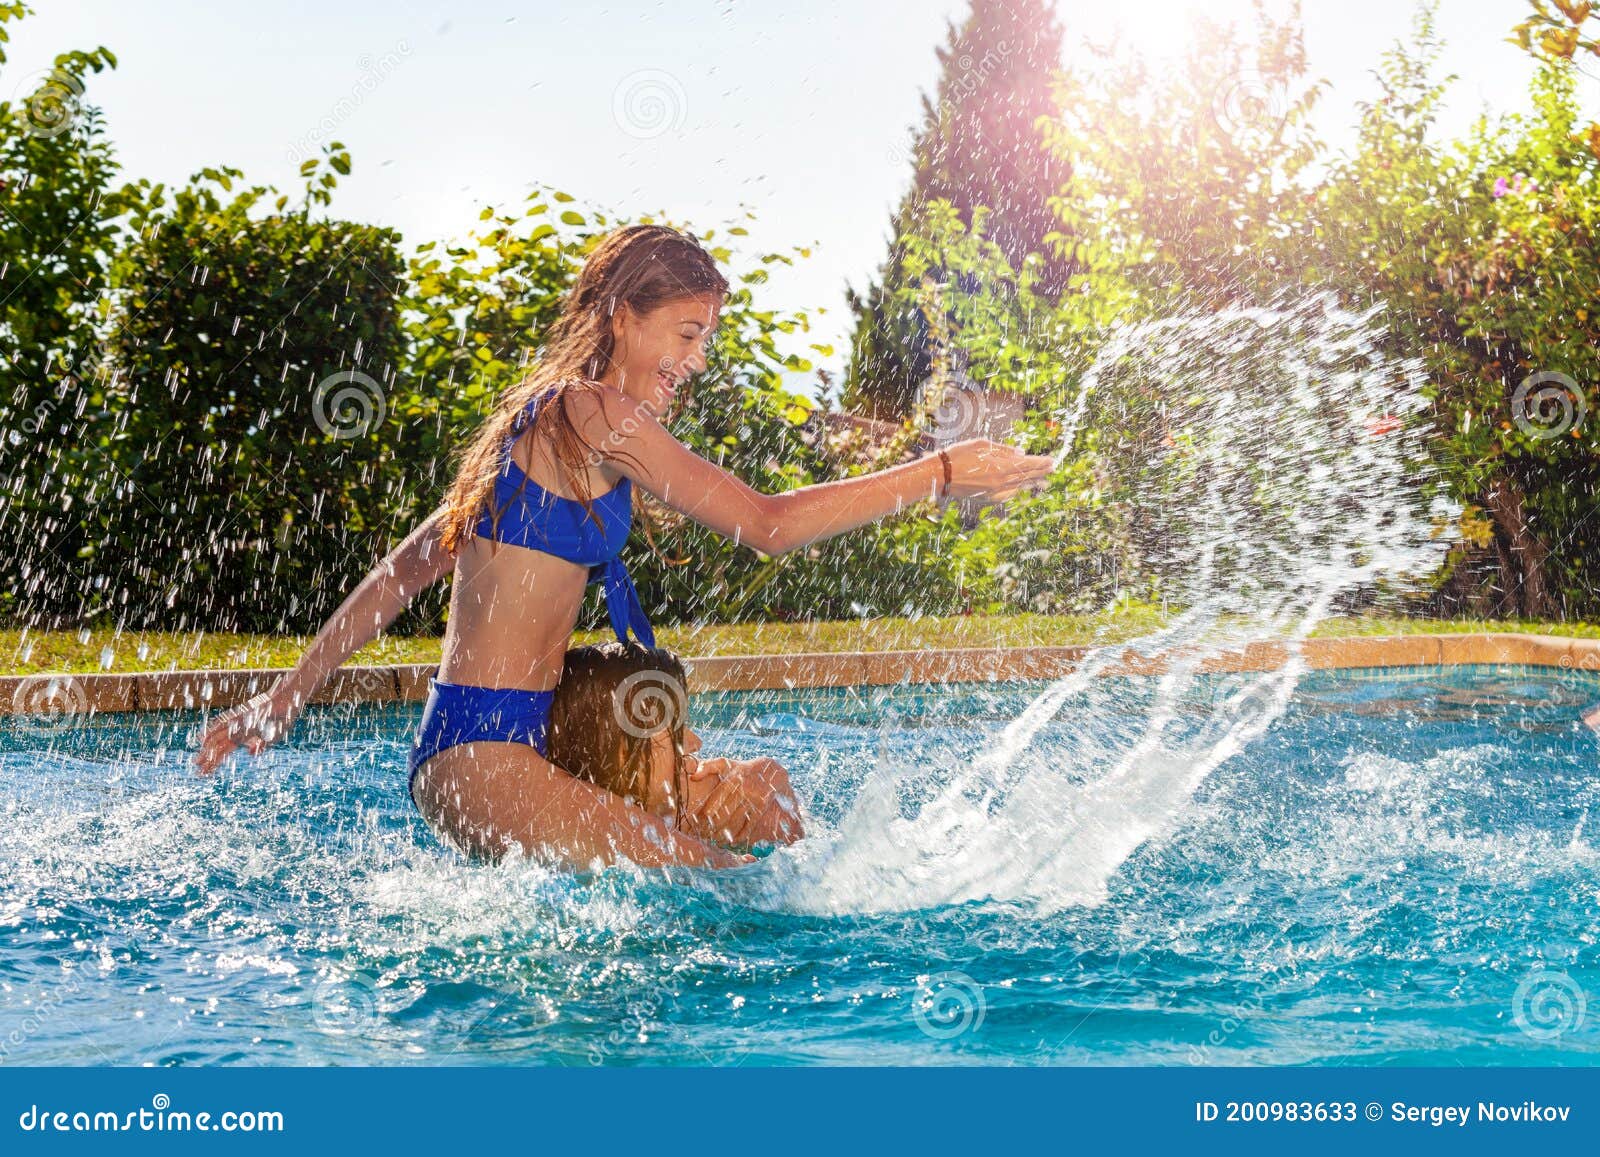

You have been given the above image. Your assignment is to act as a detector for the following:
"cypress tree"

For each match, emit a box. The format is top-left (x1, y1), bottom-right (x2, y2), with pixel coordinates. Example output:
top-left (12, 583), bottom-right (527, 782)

top-left (842, 0), bottom-right (1071, 420)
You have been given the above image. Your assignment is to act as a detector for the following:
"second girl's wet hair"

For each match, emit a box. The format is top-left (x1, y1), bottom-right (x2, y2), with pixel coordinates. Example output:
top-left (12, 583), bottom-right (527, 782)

top-left (545, 639), bottom-right (693, 826)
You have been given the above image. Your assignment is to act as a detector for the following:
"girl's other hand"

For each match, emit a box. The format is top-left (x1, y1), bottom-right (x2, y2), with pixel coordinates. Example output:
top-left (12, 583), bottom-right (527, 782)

top-left (193, 688), bottom-right (301, 776)
top-left (699, 844), bottom-right (758, 869)
top-left (681, 755), bottom-right (803, 848)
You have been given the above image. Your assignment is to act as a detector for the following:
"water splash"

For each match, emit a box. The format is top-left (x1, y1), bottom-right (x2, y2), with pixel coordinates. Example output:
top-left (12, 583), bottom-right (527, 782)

top-left (752, 292), bottom-right (1459, 917)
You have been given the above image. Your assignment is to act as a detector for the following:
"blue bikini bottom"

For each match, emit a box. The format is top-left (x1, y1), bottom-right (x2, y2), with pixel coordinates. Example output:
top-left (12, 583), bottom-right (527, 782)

top-left (407, 677), bottom-right (555, 797)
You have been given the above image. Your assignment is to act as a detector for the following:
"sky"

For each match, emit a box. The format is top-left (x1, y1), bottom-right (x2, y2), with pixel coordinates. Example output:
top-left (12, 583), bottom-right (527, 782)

top-left (5, 1), bottom-right (1594, 397)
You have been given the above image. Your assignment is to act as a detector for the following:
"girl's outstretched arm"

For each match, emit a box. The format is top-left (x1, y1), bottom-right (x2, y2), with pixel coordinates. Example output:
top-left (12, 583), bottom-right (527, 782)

top-left (193, 506), bottom-right (455, 774)
top-left (566, 384), bottom-right (1056, 556)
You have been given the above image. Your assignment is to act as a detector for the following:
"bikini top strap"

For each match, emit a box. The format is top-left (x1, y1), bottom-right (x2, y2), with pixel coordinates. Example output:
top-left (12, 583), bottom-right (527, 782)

top-left (501, 393), bottom-right (544, 464)
top-left (594, 555), bottom-right (657, 650)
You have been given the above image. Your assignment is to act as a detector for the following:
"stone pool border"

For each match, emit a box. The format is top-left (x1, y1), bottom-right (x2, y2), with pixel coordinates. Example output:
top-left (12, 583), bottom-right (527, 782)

top-left (2, 632), bottom-right (1598, 717)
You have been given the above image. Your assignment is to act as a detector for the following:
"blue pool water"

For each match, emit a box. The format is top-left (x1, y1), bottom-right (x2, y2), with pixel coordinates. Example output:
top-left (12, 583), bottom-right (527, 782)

top-left (2, 664), bottom-right (1598, 1066)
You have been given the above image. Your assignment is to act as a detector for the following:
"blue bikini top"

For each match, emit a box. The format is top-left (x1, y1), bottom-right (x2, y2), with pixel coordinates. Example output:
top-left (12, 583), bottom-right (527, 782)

top-left (475, 390), bottom-right (657, 648)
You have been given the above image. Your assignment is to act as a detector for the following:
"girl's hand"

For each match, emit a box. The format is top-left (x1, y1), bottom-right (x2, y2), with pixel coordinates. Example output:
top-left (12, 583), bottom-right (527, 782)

top-left (193, 687), bottom-right (302, 776)
top-left (681, 755), bottom-right (803, 848)
top-left (700, 845), bottom-right (759, 869)
top-left (942, 438), bottom-right (1056, 502)
top-left (687, 755), bottom-right (736, 782)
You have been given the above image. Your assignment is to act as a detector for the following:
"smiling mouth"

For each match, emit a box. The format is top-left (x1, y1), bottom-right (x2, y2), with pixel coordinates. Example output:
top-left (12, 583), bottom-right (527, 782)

top-left (657, 370), bottom-right (681, 393)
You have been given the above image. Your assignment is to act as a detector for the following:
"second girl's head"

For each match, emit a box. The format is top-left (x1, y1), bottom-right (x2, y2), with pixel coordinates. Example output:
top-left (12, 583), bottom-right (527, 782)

top-left (439, 224), bottom-right (729, 556)
top-left (545, 640), bottom-right (699, 823)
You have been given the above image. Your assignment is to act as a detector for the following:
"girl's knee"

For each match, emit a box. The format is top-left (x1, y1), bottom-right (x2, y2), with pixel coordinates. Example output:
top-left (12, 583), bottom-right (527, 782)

top-left (410, 756), bottom-right (508, 863)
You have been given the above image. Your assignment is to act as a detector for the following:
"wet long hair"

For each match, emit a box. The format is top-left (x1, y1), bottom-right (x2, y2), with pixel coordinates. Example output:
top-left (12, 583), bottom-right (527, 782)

top-left (545, 640), bottom-right (693, 827)
top-left (437, 225), bottom-right (730, 558)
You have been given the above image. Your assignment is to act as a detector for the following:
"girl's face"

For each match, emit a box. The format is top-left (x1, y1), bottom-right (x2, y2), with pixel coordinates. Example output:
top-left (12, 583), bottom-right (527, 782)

top-left (606, 293), bottom-right (722, 415)
top-left (637, 724), bottom-right (702, 815)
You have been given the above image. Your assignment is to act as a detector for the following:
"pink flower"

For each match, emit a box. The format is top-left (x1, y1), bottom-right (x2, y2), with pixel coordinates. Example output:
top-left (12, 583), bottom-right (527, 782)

top-left (1493, 176), bottom-right (1509, 198)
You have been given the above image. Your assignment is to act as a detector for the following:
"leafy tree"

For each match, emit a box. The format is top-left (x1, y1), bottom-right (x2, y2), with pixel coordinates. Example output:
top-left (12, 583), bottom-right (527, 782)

top-left (1038, 0), bottom-right (1327, 341)
top-left (0, 2), bottom-right (123, 625)
top-left (94, 147), bottom-right (408, 632)
top-left (854, 196), bottom-right (1128, 614)
top-left (1310, 5), bottom-right (1600, 617)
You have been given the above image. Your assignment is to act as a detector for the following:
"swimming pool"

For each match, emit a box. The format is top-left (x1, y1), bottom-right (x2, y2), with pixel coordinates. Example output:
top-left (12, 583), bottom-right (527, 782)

top-left (3, 664), bottom-right (1597, 1066)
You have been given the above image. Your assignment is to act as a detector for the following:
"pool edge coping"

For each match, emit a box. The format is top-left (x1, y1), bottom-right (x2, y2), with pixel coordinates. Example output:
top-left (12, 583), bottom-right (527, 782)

top-left (2, 632), bottom-right (1598, 716)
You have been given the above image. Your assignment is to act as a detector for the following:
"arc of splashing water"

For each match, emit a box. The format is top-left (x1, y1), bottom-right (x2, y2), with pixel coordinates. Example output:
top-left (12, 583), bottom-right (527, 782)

top-left (1046, 293), bottom-right (1399, 472)
top-left (763, 292), bottom-right (1452, 916)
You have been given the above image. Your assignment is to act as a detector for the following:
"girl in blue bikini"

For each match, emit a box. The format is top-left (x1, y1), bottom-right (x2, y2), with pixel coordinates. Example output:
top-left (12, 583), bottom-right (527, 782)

top-left (193, 225), bottom-right (1053, 870)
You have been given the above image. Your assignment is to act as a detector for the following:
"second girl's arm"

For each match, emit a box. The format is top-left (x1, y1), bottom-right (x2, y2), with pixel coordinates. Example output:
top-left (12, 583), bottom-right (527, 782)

top-left (427, 748), bottom-right (752, 871)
